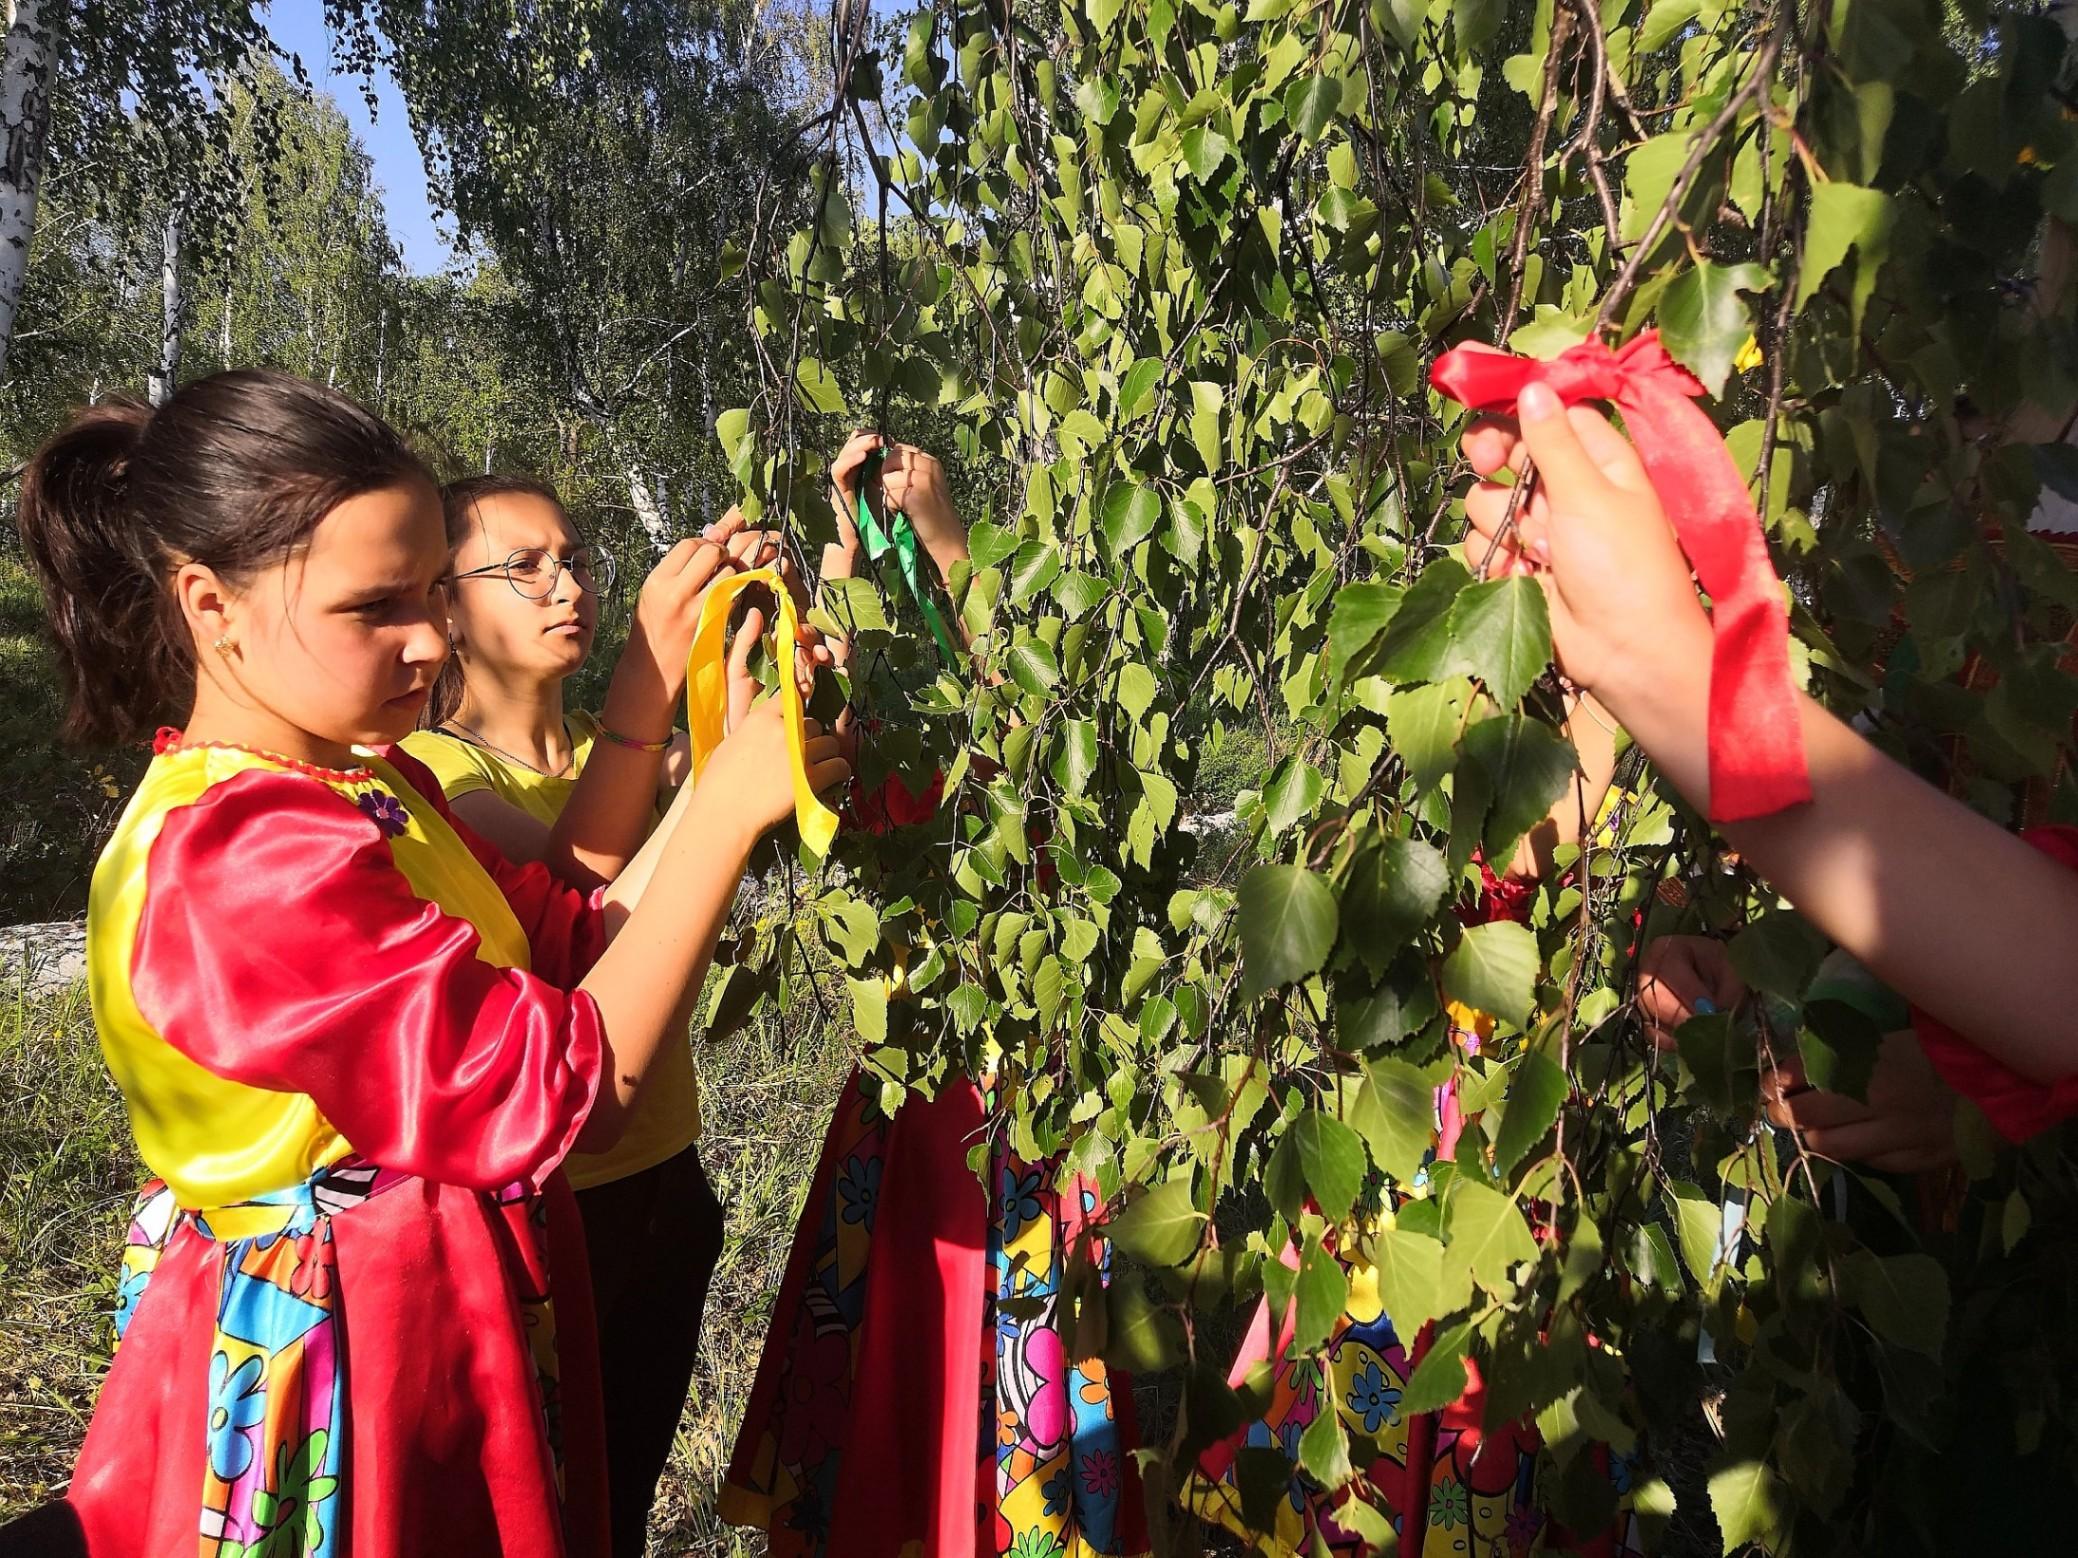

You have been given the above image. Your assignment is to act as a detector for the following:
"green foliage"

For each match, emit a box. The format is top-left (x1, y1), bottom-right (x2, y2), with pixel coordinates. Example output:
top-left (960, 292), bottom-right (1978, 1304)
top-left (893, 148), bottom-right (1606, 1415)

top-left (0, 980), bottom-right (132, 1508)
top-left (708, 1), bottom-right (2078, 1551)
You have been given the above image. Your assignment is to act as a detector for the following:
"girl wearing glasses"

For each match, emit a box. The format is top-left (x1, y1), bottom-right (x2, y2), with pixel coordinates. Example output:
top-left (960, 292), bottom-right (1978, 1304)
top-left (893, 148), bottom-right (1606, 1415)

top-left (400, 474), bottom-right (795, 1558)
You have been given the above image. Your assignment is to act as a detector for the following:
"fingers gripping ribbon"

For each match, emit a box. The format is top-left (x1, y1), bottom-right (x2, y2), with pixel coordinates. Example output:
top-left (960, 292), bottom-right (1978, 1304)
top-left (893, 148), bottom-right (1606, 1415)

top-left (857, 446), bottom-right (963, 669)
top-left (685, 567), bottom-right (842, 856)
top-left (1430, 329), bottom-right (1811, 822)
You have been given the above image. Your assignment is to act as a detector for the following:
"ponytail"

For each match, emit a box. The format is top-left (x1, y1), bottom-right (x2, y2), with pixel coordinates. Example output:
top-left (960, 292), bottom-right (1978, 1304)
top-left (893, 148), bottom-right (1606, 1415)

top-left (12, 370), bottom-right (431, 748)
top-left (15, 400), bottom-right (169, 747)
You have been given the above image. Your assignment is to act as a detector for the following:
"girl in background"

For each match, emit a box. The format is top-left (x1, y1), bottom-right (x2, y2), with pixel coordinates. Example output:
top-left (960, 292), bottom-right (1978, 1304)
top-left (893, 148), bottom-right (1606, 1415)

top-left (401, 474), bottom-right (799, 1557)
top-left (720, 433), bottom-right (1150, 1558)
top-left (1188, 701), bottom-right (1646, 1557)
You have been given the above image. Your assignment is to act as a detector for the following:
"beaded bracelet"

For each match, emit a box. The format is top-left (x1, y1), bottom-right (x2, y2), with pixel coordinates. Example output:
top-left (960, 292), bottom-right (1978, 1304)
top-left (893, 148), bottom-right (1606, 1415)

top-left (597, 725), bottom-right (673, 753)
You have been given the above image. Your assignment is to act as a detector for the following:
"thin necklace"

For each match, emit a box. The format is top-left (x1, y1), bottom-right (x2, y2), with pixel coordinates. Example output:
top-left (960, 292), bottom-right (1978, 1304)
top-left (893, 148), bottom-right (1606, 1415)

top-left (440, 718), bottom-right (574, 779)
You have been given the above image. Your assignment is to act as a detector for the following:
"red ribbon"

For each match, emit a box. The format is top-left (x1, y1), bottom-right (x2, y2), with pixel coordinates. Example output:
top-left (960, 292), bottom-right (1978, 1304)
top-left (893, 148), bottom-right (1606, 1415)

top-left (1430, 329), bottom-right (1810, 822)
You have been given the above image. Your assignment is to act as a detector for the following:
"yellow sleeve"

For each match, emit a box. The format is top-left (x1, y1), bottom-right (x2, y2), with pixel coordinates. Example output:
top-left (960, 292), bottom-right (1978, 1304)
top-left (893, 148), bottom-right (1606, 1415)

top-left (397, 729), bottom-right (497, 803)
top-left (565, 709), bottom-right (601, 771)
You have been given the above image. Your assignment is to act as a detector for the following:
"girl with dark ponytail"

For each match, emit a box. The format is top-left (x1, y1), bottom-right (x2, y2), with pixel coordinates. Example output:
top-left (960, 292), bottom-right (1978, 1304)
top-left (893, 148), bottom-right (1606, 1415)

top-left (9, 369), bottom-right (850, 1558)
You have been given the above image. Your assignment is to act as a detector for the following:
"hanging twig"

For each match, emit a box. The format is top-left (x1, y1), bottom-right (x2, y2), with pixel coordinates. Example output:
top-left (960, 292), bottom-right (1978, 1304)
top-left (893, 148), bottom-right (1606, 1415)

top-left (1503, 4), bottom-right (1576, 328)
top-left (1567, 0), bottom-right (1627, 254)
top-left (1591, 17), bottom-right (1783, 334)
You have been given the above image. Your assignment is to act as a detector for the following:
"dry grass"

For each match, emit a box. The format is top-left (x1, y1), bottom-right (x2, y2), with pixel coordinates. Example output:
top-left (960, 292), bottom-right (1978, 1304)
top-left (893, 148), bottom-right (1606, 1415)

top-left (0, 966), bottom-right (850, 1556)
top-left (648, 998), bottom-right (854, 1553)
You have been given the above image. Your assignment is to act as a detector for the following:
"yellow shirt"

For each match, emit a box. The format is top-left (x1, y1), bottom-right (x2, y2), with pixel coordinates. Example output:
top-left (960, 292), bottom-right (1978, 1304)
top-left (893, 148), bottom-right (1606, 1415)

top-left (401, 712), bottom-right (701, 1191)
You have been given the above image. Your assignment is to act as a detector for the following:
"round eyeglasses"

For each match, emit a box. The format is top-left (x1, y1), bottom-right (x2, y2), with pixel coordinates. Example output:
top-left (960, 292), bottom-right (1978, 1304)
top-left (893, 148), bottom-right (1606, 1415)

top-left (448, 546), bottom-right (617, 602)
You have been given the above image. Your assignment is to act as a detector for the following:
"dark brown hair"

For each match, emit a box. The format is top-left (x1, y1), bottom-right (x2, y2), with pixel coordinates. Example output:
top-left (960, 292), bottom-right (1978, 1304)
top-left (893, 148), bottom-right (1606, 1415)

top-left (426, 472), bottom-right (575, 727)
top-left (440, 472), bottom-right (567, 537)
top-left (16, 369), bottom-right (432, 747)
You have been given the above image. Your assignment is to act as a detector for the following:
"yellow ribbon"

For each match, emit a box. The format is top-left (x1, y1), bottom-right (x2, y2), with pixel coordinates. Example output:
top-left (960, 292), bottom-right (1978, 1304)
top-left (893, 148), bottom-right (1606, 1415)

top-left (684, 566), bottom-right (840, 857)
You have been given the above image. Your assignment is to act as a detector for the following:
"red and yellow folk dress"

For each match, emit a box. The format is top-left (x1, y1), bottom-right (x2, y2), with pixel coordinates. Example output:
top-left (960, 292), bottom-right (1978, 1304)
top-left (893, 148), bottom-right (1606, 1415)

top-left (63, 737), bottom-right (613, 1558)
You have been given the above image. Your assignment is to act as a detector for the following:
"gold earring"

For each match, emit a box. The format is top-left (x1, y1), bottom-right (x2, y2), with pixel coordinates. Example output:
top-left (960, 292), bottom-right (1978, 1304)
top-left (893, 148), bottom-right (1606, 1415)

top-left (213, 635), bottom-right (235, 658)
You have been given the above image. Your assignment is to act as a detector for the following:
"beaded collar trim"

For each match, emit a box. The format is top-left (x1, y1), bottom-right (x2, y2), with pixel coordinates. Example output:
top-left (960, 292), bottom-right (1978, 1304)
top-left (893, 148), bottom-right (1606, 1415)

top-left (152, 727), bottom-right (378, 786)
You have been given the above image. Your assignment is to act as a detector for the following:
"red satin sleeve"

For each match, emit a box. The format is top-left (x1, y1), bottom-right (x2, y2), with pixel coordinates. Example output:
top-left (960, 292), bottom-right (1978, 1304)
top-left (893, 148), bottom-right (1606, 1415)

top-left (130, 767), bottom-right (607, 1193)
top-left (382, 746), bottom-right (611, 984)
top-left (1913, 825), bottom-right (2078, 1142)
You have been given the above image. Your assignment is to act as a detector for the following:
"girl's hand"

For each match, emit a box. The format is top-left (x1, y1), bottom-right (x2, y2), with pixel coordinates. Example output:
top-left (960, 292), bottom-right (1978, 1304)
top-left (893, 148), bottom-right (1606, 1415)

top-left (628, 530), bottom-right (742, 704)
top-left (828, 430), bottom-right (884, 564)
top-left (878, 443), bottom-right (969, 575)
top-left (793, 620), bottom-right (837, 693)
top-left (1762, 1035), bottom-right (1959, 1175)
top-left (1638, 933), bottom-right (1748, 1049)
top-left (721, 602), bottom-right (839, 738)
top-left (627, 508), bottom-right (788, 690)
top-left (719, 517), bottom-right (782, 576)
top-left (1459, 377), bottom-right (1710, 704)
top-left (709, 695), bottom-right (853, 839)
top-left (773, 548), bottom-right (815, 621)
top-left (725, 605), bottom-right (767, 735)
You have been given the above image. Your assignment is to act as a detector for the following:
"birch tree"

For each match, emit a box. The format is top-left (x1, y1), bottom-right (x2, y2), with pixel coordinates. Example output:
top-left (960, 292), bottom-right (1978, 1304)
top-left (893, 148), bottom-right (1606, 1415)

top-left (360, 0), bottom-right (821, 542)
top-left (0, 0), bottom-right (287, 386)
top-left (145, 202), bottom-right (177, 403)
top-left (0, 0), bottom-right (59, 384)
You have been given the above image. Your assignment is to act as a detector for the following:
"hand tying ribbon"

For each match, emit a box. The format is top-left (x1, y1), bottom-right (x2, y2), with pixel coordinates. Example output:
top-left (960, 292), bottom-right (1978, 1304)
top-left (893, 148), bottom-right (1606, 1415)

top-left (1430, 329), bottom-right (1811, 822)
top-left (684, 566), bottom-right (841, 856)
top-left (857, 446), bottom-right (963, 667)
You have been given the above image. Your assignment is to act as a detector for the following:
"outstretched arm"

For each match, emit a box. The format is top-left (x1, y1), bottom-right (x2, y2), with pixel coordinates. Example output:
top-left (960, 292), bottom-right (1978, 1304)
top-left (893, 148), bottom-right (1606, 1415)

top-left (1462, 385), bottom-right (2078, 1086)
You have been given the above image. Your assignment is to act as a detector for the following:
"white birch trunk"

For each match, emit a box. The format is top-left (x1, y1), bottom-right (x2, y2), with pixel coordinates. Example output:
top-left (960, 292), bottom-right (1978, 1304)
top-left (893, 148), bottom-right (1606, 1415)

top-left (148, 206), bottom-right (182, 406)
top-left (0, 0), bottom-right (60, 387)
top-left (696, 327), bottom-right (716, 525)
top-left (626, 463), bottom-right (671, 553)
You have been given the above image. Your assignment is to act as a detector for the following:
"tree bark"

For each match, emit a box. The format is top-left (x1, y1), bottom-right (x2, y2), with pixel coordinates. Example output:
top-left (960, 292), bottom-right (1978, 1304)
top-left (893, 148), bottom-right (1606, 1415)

top-left (625, 460), bottom-right (672, 553)
top-left (0, 0), bottom-right (60, 387)
top-left (696, 320), bottom-right (716, 526)
top-left (148, 205), bottom-right (182, 406)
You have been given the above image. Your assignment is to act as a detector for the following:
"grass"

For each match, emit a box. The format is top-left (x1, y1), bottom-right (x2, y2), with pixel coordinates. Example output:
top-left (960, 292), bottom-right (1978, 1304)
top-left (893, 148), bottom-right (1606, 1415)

top-left (0, 977), bottom-right (127, 1511)
top-left (0, 966), bottom-right (851, 1555)
top-left (647, 998), bottom-right (853, 1553)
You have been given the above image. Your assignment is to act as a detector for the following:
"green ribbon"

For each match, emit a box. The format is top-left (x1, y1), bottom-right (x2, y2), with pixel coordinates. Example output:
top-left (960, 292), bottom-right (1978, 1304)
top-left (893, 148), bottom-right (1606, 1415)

top-left (857, 447), bottom-right (962, 668)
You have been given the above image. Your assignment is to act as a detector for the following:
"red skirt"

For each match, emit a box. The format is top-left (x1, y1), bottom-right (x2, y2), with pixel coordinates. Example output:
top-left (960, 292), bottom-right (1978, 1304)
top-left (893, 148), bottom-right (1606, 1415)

top-left (721, 1072), bottom-right (1148, 1557)
top-left (62, 1168), bottom-right (608, 1558)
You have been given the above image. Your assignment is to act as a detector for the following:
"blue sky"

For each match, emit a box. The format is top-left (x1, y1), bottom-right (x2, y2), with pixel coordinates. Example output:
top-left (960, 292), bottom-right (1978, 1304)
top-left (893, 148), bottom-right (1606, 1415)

top-left (263, 1), bottom-right (454, 274)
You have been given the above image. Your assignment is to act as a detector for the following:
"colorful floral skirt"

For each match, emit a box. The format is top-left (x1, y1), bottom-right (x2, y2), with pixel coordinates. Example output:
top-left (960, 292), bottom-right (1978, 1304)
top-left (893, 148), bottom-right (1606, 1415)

top-left (1186, 1255), bottom-right (1646, 1558)
top-left (721, 1070), bottom-right (1149, 1558)
top-left (64, 1159), bottom-right (608, 1558)
top-left (1188, 1001), bottom-right (1645, 1558)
